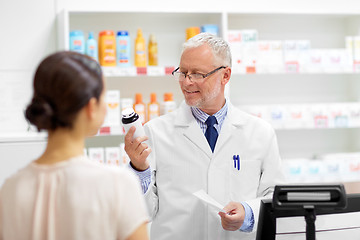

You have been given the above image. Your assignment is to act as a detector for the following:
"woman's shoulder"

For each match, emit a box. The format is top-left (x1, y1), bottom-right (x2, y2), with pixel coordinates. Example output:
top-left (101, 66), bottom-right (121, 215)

top-left (0, 164), bottom-right (34, 192)
top-left (73, 158), bottom-right (138, 181)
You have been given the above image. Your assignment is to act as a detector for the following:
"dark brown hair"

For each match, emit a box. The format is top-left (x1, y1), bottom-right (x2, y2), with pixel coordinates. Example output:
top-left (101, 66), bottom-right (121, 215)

top-left (25, 51), bottom-right (103, 131)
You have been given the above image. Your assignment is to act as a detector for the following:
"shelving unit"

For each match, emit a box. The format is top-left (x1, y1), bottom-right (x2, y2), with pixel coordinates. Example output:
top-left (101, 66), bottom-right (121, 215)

top-left (57, 9), bottom-right (360, 159)
top-left (225, 13), bottom-right (360, 159)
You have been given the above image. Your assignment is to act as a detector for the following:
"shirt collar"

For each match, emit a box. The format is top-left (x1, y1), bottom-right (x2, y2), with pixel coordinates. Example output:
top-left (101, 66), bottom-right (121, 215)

top-left (191, 100), bottom-right (228, 124)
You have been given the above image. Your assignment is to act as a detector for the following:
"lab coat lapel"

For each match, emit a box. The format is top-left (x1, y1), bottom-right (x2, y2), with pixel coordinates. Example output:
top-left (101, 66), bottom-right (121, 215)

top-left (214, 102), bottom-right (247, 154)
top-left (175, 102), bottom-right (212, 158)
top-left (214, 117), bottom-right (234, 153)
top-left (184, 121), bottom-right (212, 158)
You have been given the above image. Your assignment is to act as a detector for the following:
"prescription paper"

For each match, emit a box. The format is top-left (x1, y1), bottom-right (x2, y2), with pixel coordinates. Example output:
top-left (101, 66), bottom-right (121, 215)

top-left (193, 189), bottom-right (226, 213)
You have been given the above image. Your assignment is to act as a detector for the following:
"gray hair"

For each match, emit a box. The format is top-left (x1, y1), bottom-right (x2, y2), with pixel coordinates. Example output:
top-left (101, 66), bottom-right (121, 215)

top-left (182, 32), bottom-right (232, 68)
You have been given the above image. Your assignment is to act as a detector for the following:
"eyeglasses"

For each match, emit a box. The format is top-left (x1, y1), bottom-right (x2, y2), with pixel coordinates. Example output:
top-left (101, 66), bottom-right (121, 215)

top-left (172, 66), bottom-right (226, 82)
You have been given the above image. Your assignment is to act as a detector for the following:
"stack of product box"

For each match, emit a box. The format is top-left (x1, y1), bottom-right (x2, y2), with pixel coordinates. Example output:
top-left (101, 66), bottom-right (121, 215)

top-left (282, 152), bottom-right (360, 184)
top-left (228, 29), bottom-right (359, 74)
top-left (240, 102), bottom-right (360, 129)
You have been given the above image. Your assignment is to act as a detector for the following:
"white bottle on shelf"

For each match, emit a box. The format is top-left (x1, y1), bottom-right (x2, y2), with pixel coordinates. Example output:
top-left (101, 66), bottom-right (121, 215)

top-left (161, 92), bottom-right (176, 115)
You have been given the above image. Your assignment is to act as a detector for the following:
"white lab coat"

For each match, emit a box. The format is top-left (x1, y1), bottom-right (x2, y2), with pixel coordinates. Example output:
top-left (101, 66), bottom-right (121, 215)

top-left (143, 100), bottom-right (283, 240)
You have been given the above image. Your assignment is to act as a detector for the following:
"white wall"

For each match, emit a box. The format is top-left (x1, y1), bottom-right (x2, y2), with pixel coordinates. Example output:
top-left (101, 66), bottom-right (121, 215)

top-left (0, 141), bottom-right (46, 186)
top-left (0, 0), bottom-right (57, 133)
top-left (59, 0), bottom-right (360, 13)
top-left (0, 0), bottom-right (56, 184)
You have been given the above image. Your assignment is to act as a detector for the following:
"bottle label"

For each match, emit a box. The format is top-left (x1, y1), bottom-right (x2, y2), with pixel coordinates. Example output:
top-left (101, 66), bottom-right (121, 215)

top-left (134, 105), bottom-right (145, 124)
top-left (117, 38), bottom-right (129, 64)
top-left (73, 40), bottom-right (82, 50)
top-left (149, 104), bottom-right (159, 111)
top-left (119, 39), bottom-right (127, 45)
top-left (149, 104), bottom-right (160, 120)
top-left (71, 39), bottom-right (84, 53)
top-left (104, 46), bottom-right (116, 63)
top-left (135, 105), bottom-right (145, 112)
top-left (88, 46), bottom-right (96, 59)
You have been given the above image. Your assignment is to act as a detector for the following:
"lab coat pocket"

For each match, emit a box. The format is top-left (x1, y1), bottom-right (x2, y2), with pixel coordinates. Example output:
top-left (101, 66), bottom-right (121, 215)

top-left (229, 159), bottom-right (261, 201)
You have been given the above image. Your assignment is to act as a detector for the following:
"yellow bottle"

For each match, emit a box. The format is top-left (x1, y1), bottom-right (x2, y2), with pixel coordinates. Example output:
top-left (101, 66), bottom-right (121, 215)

top-left (133, 93), bottom-right (146, 124)
top-left (186, 27), bottom-right (200, 40)
top-left (98, 30), bottom-right (116, 66)
top-left (135, 28), bottom-right (147, 67)
top-left (147, 93), bottom-right (160, 121)
top-left (148, 34), bottom-right (158, 66)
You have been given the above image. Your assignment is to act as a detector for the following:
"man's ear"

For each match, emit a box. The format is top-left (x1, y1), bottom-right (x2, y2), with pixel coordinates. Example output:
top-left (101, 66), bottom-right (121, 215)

top-left (222, 67), bottom-right (231, 85)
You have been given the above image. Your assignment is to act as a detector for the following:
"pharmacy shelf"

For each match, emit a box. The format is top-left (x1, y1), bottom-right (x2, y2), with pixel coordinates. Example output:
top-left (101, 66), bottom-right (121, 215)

top-left (95, 125), bottom-right (360, 135)
top-left (58, 10), bottom-right (224, 66)
top-left (102, 66), bottom-right (175, 77)
top-left (102, 66), bottom-right (360, 77)
top-left (85, 134), bottom-right (123, 148)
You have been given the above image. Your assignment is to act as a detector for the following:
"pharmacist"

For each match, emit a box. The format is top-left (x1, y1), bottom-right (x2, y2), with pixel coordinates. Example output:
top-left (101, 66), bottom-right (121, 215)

top-left (125, 32), bottom-right (284, 240)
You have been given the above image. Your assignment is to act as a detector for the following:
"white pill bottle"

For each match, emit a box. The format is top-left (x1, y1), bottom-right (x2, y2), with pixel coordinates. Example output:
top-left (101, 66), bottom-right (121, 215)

top-left (121, 108), bottom-right (146, 139)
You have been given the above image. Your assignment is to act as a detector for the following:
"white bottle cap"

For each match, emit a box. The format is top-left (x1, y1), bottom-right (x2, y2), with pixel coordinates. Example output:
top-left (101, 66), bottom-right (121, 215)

top-left (122, 108), bottom-right (135, 118)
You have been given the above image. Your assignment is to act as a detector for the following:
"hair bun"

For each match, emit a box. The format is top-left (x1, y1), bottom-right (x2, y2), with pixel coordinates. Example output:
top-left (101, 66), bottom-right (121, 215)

top-left (25, 99), bottom-right (55, 131)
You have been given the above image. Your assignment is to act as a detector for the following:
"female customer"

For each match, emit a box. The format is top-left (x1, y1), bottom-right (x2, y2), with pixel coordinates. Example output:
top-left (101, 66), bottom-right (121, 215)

top-left (0, 51), bottom-right (149, 240)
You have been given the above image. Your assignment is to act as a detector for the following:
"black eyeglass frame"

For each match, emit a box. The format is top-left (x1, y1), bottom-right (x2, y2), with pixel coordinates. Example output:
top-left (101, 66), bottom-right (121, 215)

top-left (171, 66), bottom-right (226, 82)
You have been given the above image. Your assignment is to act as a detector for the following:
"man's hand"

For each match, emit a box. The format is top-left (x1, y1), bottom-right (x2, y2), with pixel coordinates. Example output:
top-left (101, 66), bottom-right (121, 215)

top-left (218, 202), bottom-right (245, 231)
top-left (124, 126), bottom-right (151, 171)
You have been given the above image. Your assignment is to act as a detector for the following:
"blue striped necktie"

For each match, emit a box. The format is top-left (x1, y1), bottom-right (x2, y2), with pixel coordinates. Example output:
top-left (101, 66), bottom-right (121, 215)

top-left (205, 116), bottom-right (218, 152)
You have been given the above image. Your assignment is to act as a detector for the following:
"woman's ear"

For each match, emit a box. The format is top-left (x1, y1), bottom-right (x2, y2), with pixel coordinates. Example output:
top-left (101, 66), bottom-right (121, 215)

top-left (85, 97), bottom-right (98, 120)
top-left (221, 67), bottom-right (231, 85)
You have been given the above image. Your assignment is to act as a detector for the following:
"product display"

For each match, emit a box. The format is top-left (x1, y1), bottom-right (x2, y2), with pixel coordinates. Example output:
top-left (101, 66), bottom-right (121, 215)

top-left (95, 92), bottom-right (178, 135)
top-left (70, 24), bottom-right (360, 75)
top-left (31, 12), bottom-right (360, 190)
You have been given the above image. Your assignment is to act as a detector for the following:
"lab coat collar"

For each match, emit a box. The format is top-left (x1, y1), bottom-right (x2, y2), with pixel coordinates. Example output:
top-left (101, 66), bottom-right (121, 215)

top-left (174, 101), bottom-right (211, 157)
top-left (226, 101), bottom-right (248, 127)
top-left (174, 101), bottom-right (194, 126)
